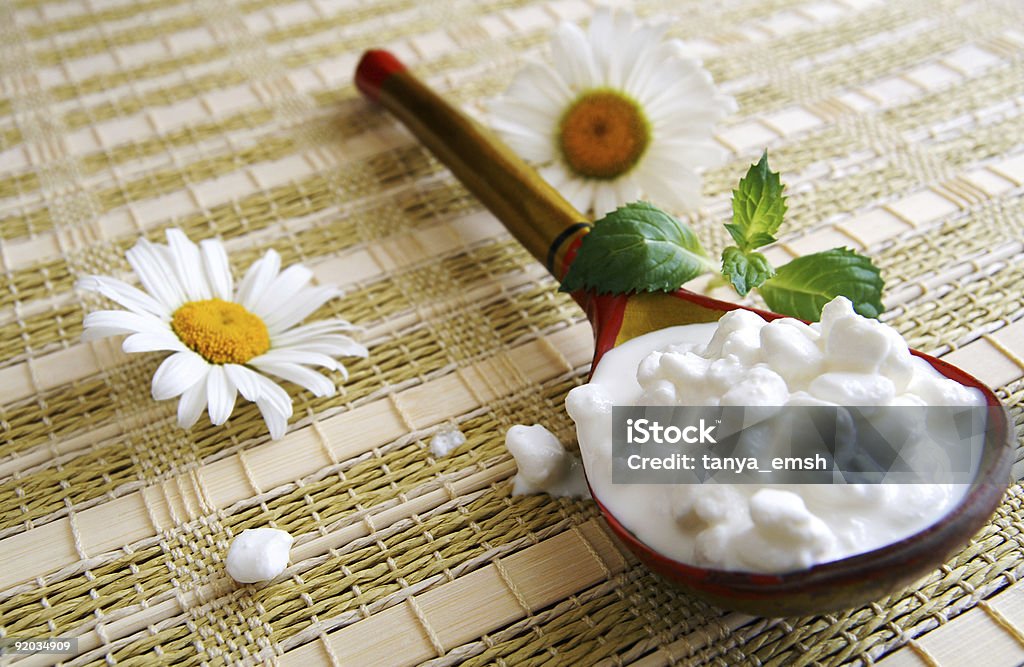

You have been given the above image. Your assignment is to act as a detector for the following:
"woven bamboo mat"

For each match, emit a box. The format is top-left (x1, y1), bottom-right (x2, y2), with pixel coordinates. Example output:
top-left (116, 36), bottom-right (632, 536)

top-left (0, 0), bottom-right (1022, 664)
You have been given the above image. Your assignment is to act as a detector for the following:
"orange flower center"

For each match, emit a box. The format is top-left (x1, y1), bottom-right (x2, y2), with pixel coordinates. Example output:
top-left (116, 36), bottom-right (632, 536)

top-left (558, 90), bottom-right (650, 180)
top-left (171, 299), bottom-right (270, 364)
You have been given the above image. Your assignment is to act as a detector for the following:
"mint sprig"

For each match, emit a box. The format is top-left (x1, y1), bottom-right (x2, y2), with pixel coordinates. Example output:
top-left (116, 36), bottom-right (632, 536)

top-left (722, 247), bottom-right (774, 296)
top-left (721, 151), bottom-right (786, 296)
top-left (560, 202), bottom-right (716, 294)
top-left (559, 151), bottom-right (884, 321)
top-left (725, 150), bottom-right (787, 252)
top-left (759, 249), bottom-right (884, 320)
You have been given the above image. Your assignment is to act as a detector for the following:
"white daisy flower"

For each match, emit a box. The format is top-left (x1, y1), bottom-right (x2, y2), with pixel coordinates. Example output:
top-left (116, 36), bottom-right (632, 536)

top-left (76, 229), bottom-right (367, 440)
top-left (488, 7), bottom-right (736, 217)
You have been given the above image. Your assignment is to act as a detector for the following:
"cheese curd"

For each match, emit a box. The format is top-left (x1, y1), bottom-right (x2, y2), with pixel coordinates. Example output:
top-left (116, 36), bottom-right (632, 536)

top-left (506, 424), bottom-right (589, 498)
top-left (567, 297), bottom-right (984, 573)
top-left (226, 528), bottom-right (293, 583)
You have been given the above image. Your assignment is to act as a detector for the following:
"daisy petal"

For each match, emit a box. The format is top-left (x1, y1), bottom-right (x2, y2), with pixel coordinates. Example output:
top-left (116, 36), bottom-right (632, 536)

top-left (263, 285), bottom-right (339, 333)
top-left (256, 398), bottom-right (288, 440)
top-left (82, 326), bottom-right (135, 341)
top-left (276, 343), bottom-right (364, 358)
top-left (551, 21), bottom-right (597, 91)
top-left (76, 275), bottom-right (168, 319)
top-left (270, 320), bottom-right (360, 344)
top-left (291, 319), bottom-right (359, 332)
top-left (620, 26), bottom-right (670, 97)
top-left (224, 364), bottom-right (262, 402)
top-left (507, 61), bottom-right (573, 108)
top-left (177, 379), bottom-right (208, 429)
top-left (489, 97), bottom-right (562, 133)
top-left (251, 371), bottom-right (293, 418)
top-left (586, 7), bottom-right (614, 72)
top-left (200, 239), bottom-right (233, 301)
top-left (655, 140), bottom-right (729, 168)
top-left (205, 366), bottom-right (237, 426)
top-left (593, 185), bottom-right (620, 219)
top-left (602, 10), bottom-right (653, 89)
top-left (251, 265), bottom-right (313, 319)
top-left (559, 177), bottom-right (592, 213)
top-left (538, 165), bottom-right (569, 191)
top-left (485, 117), bottom-right (555, 163)
top-left (252, 361), bottom-right (336, 397)
top-left (251, 372), bottom-right (293, 439)
top-left (153, 351), bottom-right (209, 401)
top-left (166, 229), bottom-right (211, 302)
top-left (614, 176), bottom-right (642, 207)
top-left (122, 331), bottom-right (187, 354)
top-left (252, 348), bottom-right (340, 370)
top-left (236, 249), bottom-right (281, 311)
top-left (126, 239), bottom-right (187, 310)
top-left (634, 159), bottom-right (701, 211)
top-left (276, 335), bottom-right (368, 358)
top-left (83, 310), bottom-right (169, 337)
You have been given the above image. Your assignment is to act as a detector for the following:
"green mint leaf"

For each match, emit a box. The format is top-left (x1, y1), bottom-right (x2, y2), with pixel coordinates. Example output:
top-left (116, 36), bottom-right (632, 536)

top-left (728, 150), bottom-right (787, 252)
top-left (560, 202), bottom-right (713, 294)
top-left (757, 248), bottom-right (884, 321)
top-left (721, 246), bottom-right (775, 296)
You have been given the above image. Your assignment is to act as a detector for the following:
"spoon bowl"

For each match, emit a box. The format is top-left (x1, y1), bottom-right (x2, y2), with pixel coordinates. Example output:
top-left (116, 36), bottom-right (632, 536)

top-left (354, 49), bottom-right (1013, 616)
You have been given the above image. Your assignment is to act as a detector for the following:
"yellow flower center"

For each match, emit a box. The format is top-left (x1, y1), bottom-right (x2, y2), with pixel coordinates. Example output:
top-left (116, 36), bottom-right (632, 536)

top-left (558, 90), bottom-right (650, 180)
top-left (171, 299), bottom-right (270, 365)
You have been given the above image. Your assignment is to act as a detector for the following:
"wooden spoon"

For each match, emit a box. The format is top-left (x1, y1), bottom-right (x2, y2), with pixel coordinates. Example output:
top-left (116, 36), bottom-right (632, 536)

top-left (354, 49), bottom-right (1012, 616)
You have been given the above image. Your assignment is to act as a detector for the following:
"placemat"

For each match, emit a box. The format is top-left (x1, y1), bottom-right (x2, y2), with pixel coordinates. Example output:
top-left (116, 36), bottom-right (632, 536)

top-left (0, 0), bottom-right (1022, 664)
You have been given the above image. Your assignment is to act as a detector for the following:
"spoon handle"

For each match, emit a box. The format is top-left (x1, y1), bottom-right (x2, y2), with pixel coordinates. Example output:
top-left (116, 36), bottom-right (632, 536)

top-left (355, 49), bottom-right (590, 279)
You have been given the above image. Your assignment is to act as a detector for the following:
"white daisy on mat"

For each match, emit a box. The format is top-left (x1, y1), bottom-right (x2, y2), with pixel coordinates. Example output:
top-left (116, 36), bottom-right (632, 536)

top-left (488, 7), bottom-right (736, 217)
top-left (77, 229), bottom-right (367, 440)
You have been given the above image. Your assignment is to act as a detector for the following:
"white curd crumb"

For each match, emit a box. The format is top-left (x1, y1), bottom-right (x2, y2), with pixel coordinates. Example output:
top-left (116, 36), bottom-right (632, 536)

top-left (226, 528), bottom-right (293, 583)
top-left (736, 489), bottom-right (836, 571)
top-left (505, 424), bottom-right (589, 498)
top-left (429, 428), bottom-right (467, 457)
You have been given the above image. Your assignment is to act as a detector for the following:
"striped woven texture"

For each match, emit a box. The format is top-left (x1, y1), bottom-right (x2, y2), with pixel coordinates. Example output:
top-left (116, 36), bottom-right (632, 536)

top-left (0, 0), bottom-right (1023, 664)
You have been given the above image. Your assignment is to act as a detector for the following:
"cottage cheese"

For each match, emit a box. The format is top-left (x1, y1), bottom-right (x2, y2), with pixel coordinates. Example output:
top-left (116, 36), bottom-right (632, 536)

top-left (506, 424), bottom-right (589, 498)
top-left (566, 297), bottom-right (984, 573)
top-left (226, 528), bottom-right (293, 583)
